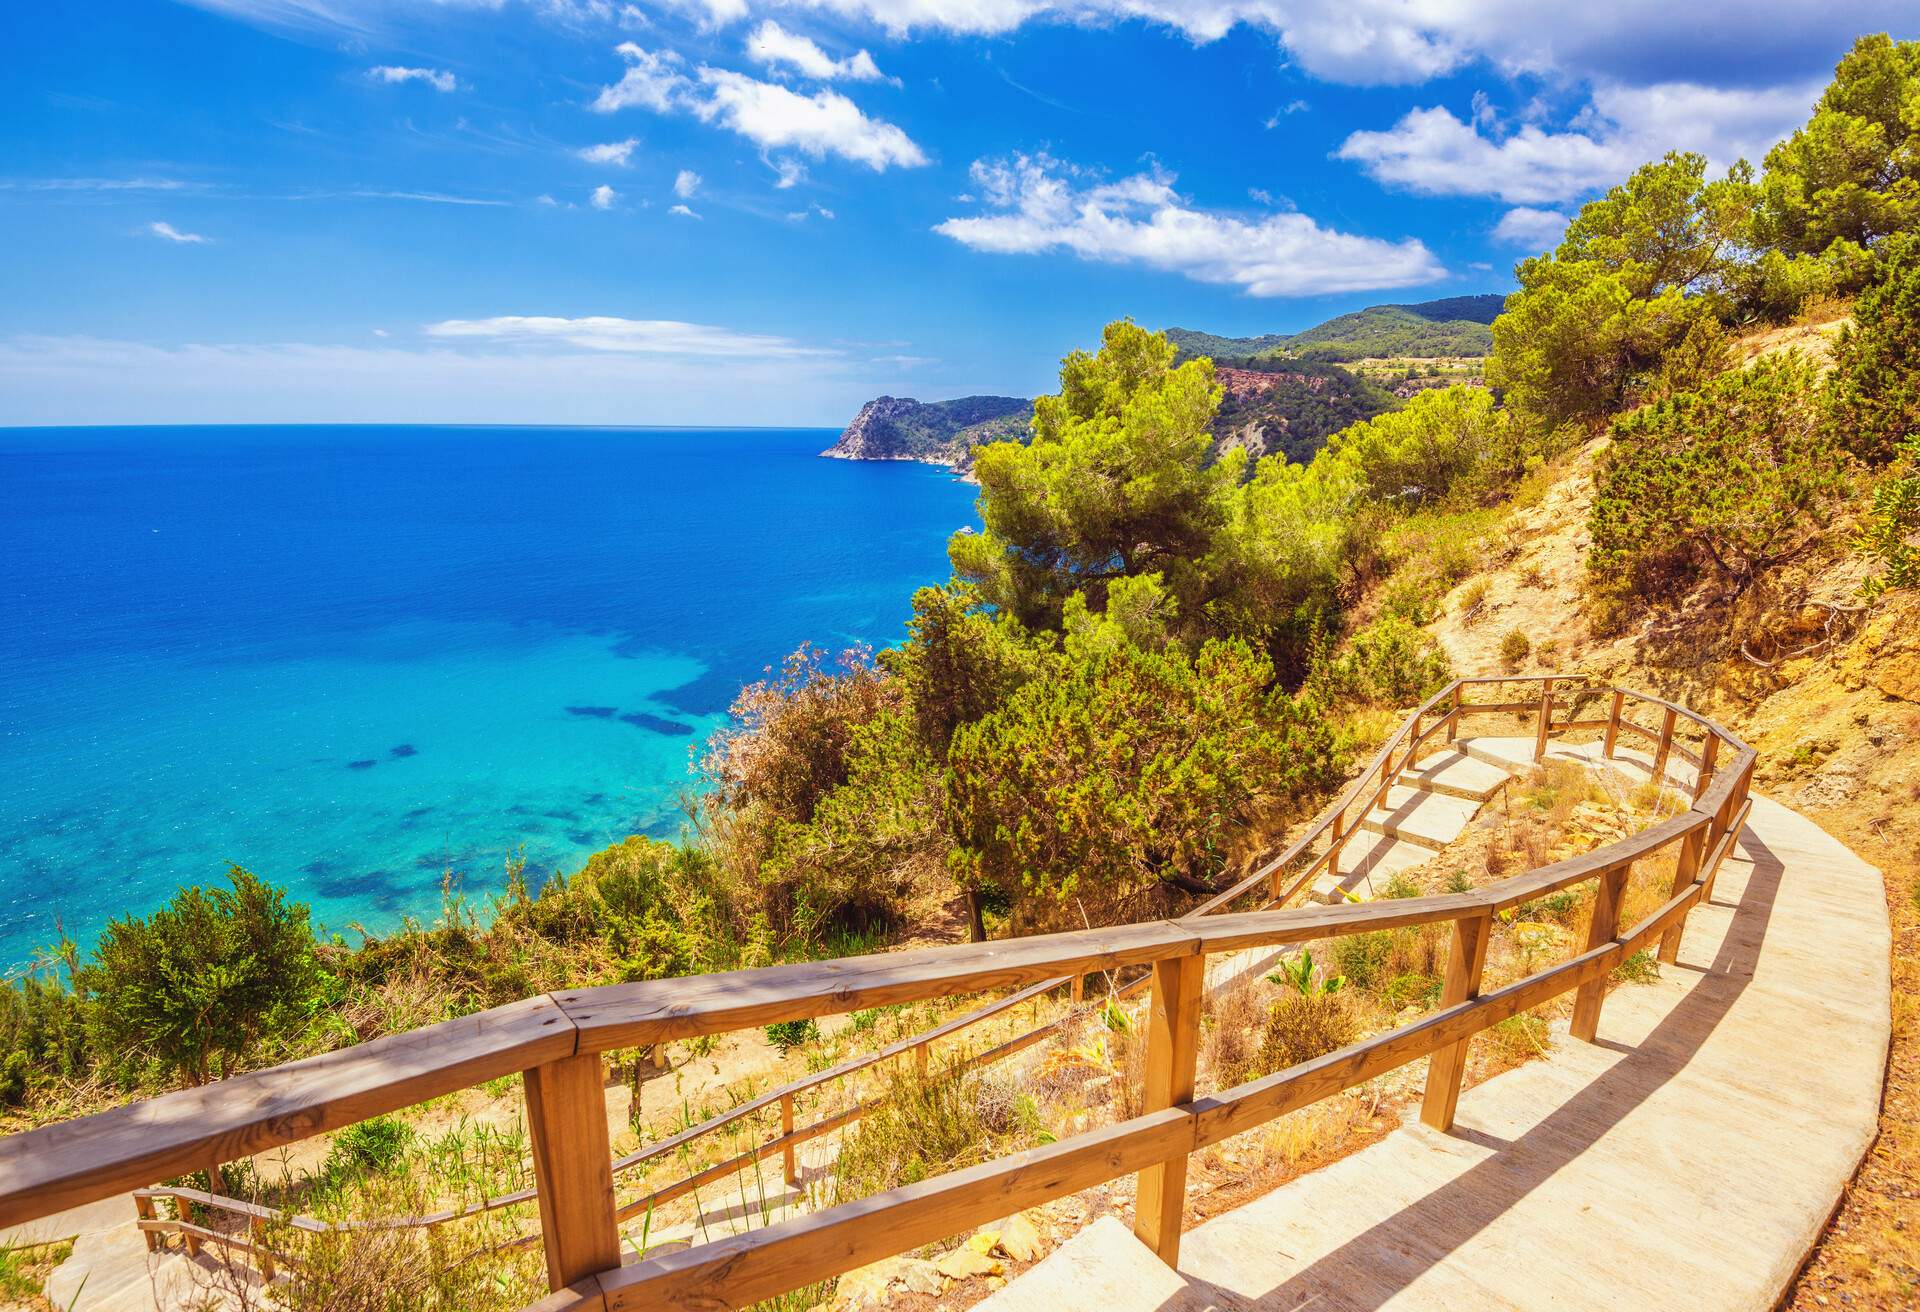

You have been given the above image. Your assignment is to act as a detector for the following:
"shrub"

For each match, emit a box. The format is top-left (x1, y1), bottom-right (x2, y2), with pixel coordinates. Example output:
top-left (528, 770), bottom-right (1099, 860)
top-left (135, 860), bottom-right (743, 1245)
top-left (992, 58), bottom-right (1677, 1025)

top-left (1499, 629), bottom-right (1532, 670)
top-left (833, 1063), bottom-right (990, 1200)
top-left (1855, 432), bottom-right (1920, 597)
top-left (1255, 992), bottom-right (1356, 1073)
top-left (1589, 353), bottom-right (1848, 603)
top-left (946, 635), bottom-right (1337, 914)
top-left (1320, 614), bottom-right (1453, 707)
top-left (324, 1116), bottom-right (414, 1181)
top-left (78, 866), bottom-right (318, 1086)
top-left (763, 1019), bottom-right (820, 1053)
top-left (1457, 578), bottom-right (1491, 625)
top-left (1826, 232), bottom-right (1920, 468)
top-left (1330, 930), bottom-right (1395, 989)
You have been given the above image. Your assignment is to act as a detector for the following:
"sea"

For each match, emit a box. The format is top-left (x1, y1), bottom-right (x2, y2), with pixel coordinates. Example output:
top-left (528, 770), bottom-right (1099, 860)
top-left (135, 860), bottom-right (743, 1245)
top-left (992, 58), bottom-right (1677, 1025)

top-left (0, 426), bottom-right (979, 972)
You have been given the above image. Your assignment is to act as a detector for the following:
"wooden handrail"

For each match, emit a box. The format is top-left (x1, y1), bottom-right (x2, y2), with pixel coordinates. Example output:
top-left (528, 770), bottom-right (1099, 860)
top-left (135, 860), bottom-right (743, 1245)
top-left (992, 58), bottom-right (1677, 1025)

top-left (0, 677), bottom-right (1756, 1312)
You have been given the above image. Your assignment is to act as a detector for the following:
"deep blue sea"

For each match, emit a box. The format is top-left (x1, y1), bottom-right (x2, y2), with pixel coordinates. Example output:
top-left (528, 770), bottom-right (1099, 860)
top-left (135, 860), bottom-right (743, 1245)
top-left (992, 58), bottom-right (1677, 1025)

top-left (0, 426), bottom-right (979, 971)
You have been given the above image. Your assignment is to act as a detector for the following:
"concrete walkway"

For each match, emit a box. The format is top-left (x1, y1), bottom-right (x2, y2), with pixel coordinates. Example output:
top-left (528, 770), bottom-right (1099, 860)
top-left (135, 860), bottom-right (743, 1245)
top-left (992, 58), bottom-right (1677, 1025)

top-left (991, 741), bottom-right (1892, 1311)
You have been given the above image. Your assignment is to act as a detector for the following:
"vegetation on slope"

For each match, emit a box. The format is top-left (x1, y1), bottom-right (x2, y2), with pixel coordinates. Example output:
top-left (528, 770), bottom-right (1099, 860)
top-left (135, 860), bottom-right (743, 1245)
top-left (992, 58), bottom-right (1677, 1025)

top-left (1167, 293), bottom-right (1503, 364)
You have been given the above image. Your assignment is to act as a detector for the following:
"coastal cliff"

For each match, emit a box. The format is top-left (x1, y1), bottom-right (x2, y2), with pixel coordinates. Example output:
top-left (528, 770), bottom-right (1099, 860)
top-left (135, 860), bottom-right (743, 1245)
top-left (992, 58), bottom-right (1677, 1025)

top-left (821, 395), bottom-right (1033, 471)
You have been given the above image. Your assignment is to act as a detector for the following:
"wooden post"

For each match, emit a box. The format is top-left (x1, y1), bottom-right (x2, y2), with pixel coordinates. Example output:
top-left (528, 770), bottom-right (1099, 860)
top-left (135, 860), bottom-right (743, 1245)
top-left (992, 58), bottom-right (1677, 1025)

top-left (1532, 678), bottom-right (1555, 762)
top-left (1131, 954), bottom-right (1203, 1268)
top-left (780, 1094), bottom-right (799, 1187)
top-left (135, 1194), bottom-right (159, 1253)
top-left (1657, 820), bottom-right (1711, 965)
top-left (1690, 733), bottom-right (1721, 804)
top-left (1601, 689), bottom-right (1624, 758)
top-left (1700, 763), bottom-right (1748, 904)
top-left (1651, 707), bottom-right (1678, 785)
top-left (914, 1042), bottom-right (929, 1075)
top-left (1446, 685), bottom-right (1462, 743)
top-left (251, 1216), bottom-right (276, 1282)
top-left (1420, 911), bottom-right (1491, 1132)
top-left (524, 1053), bottom-right (622, 1292)
top-left (1570, 863), bottom-right (1630, 1043)
top-left (1070, 974), bottom-right (1084, 1004)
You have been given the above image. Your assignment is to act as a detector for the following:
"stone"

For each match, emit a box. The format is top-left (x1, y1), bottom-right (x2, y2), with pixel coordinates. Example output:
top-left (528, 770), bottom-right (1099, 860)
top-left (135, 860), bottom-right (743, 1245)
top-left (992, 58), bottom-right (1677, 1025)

top-left (991, 1210), bottom-right (1045, 1262)
top-left (935, 1245), bottom-right (1004, 1281)
top-left (832, 1255), bottom-right (941, 1309)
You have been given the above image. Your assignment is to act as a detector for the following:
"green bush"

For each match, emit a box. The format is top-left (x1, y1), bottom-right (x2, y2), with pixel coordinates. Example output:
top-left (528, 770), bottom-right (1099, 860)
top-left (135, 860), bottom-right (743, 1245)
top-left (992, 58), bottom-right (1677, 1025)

top-left (763, 1019), bottom-right (820, 1053)
top-left (1589, 353), bottom-right (1848, 604)
top-left (1318, 615), bottom-right (1453, 708)
top-left (323, 1116), bottom-right (413, 1181)
top-left (1825, 232), bottom-right (1920, 467)
top-left (78, 866), bottom-right (318, 1086)
top-left (945, 634), bottom-right (1337, 912)
top-left (1855, 432), bottom-right (1920, 598)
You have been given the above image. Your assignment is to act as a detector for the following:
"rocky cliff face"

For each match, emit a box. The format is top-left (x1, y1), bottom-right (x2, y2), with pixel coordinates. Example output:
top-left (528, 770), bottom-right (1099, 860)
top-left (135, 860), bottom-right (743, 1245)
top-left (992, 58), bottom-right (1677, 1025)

top-left (822, 395), bottom-right (1033, 470)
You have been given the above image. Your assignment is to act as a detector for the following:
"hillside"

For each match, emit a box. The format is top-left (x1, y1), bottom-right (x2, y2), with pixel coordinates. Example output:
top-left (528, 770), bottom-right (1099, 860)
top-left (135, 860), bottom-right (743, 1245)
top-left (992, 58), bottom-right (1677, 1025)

top-left (1168, 293), bottom-right (1504, 365)
top-left (820, 394), bottom-right (1032, 468)
top-left (1212, 359), bottom-right (1401, 464)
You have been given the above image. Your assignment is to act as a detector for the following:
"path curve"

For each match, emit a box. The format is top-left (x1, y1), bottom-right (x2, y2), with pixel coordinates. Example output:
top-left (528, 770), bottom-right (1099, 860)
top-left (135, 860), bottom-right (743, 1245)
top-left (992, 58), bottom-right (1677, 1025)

top-left (990, 737), bottom-right (1892, 1312)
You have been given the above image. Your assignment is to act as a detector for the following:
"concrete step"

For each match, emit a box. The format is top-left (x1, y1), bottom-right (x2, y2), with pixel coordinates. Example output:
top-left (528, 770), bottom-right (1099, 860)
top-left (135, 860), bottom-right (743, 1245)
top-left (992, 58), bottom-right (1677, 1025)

top-left (973, 1215), bottom-right (1216, 1312)
top-left (1312, 833), bottom-right (1435, 903)
top-left (1399, 748), bottom-right (1513, 802)
top-left (1356, 786), bottom-right (1483, 851)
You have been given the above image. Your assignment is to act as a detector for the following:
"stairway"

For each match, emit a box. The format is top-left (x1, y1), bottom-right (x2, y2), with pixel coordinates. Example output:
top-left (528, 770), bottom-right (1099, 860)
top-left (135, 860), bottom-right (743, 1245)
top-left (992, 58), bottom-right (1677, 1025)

top-left (1310, 746), bottom-right (1512, 904)
top-left (975, 742), bottom-right (1890, 1312)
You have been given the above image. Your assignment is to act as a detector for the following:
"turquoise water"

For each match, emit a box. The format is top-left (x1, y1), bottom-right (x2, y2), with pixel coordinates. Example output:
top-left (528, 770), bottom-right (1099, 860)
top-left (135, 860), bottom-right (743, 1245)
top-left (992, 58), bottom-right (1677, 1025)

top-left (0, 426), bottom-right (979, 969)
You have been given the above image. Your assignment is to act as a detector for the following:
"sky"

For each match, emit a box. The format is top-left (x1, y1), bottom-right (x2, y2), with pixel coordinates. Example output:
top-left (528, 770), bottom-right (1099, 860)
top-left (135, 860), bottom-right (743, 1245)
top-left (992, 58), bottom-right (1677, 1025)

top-left (1, 2), bottom-right (1911, 427)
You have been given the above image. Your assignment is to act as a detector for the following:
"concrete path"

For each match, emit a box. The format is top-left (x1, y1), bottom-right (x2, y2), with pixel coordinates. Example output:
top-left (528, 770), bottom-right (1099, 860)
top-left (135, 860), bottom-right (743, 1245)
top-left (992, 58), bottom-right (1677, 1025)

top-left (993, 740), bottom-right (1891, 1311)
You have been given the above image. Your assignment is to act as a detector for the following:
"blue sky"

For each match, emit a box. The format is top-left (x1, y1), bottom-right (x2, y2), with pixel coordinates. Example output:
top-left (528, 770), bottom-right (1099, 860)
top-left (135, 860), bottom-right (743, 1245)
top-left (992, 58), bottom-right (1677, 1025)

top-left (1, 1), bottom-right (1910, 426)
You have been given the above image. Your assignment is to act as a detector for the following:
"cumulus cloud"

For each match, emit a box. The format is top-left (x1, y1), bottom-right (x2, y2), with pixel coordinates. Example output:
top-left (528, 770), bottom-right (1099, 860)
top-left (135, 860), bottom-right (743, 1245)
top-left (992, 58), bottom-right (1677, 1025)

top-left (148, 221), bottom-right (209, 244)
top-left (423, 315), bottom-right (826, 357)
top-left (674, 168), bottom-right (701, 197)
top-left (1492, 206), bottom-right (1571, 249)
top-left (934, 153), bottom-right (1443, 297)
top-left (592, 44), bottom-right (923, 171)
top-left (577, 138), bottom-right (639, 165)
top-left (1336, 78), bottom-right (1816, 205)
top-left (591, 183), bottom-right (618, 208)
top-left (746, 20), bottom-right (888, 82)
top-left (669, 202), bottom-right (702, 218)
top-left (593, 43), bottom-right (690, 112)
top-left (368, 65), bottom-right (457, 92)
top-left (691, 68), bottom-right (926, 169)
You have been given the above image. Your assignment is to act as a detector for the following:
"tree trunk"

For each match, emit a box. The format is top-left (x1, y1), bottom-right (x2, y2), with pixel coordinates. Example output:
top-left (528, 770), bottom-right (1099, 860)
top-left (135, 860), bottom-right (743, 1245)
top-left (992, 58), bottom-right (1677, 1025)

top-left (965, 888), bottom-right (987, 943)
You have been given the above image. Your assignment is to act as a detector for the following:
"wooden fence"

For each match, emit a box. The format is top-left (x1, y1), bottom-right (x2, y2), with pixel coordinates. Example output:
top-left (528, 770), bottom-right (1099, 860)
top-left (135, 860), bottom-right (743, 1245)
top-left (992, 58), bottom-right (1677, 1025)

top-left (0, 676), bottom-right (1754, 1311)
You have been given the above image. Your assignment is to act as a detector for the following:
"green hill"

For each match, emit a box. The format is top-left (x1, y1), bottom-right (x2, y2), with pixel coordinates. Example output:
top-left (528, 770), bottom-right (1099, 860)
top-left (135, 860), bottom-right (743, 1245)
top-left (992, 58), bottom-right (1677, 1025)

top-left (1168, 294), bottom-right (1505, 366)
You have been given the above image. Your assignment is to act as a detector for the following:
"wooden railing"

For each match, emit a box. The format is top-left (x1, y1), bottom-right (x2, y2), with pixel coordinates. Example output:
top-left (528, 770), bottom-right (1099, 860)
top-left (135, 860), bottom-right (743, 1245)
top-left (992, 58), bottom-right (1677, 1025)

top-left (0, 678), bottom-right (1755, 1312)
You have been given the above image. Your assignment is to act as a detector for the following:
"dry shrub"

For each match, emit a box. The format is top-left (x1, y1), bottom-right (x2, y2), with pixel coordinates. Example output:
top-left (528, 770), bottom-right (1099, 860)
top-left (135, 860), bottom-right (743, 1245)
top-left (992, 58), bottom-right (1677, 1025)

top-left (1480, 1013), bottom-right (1551, 1065)
top-left (1202, 982), bottom-right (1266, 1090)
top-left (833, 1061), bottom-right (991, 1201)
top-left (1256, 993), bottom-right (1357, 1074)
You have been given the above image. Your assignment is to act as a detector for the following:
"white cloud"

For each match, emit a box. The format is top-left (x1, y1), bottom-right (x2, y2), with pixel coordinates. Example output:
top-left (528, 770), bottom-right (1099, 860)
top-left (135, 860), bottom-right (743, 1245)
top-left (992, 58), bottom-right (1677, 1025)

top-left (2, 176), bottom-right (196, 192)
top-left (669, 202), bottom-right (702, 218)
top-left (592, 45), bottom-right (924, 172)
top-left (1263, 99), bottom-right (1309, 127)
top-left (768, 156), bottom-right (808, 188)
top-left (1336, 78), bottom-right (1816, 205)
top-left (1492, 206), bottom-right (1570, 248)
top-left (755, 2), bottom-right (1912, 90)
top-left (148, 221), bottom-right (210, 244)
top-left (423, 315), bottom-right (826, 357)
top-left (745, 19), bottom-right (888, 82)
top-left (787, 202), bottom-right (836, 220)
top-left (674, 168), bottom-right (701, 198)
top-left (692, 68), bottom-right (926, 170)
top-left (591, 183), bottom-right (618, 208)
top-left (368, 65), bottom-right (458, 93)
top-left (593, 43), bottom-right (691, 112)
top-left (577, 138), bottom-right (640, 165)
top-left (935, 153), bottom-right (1443, 297)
